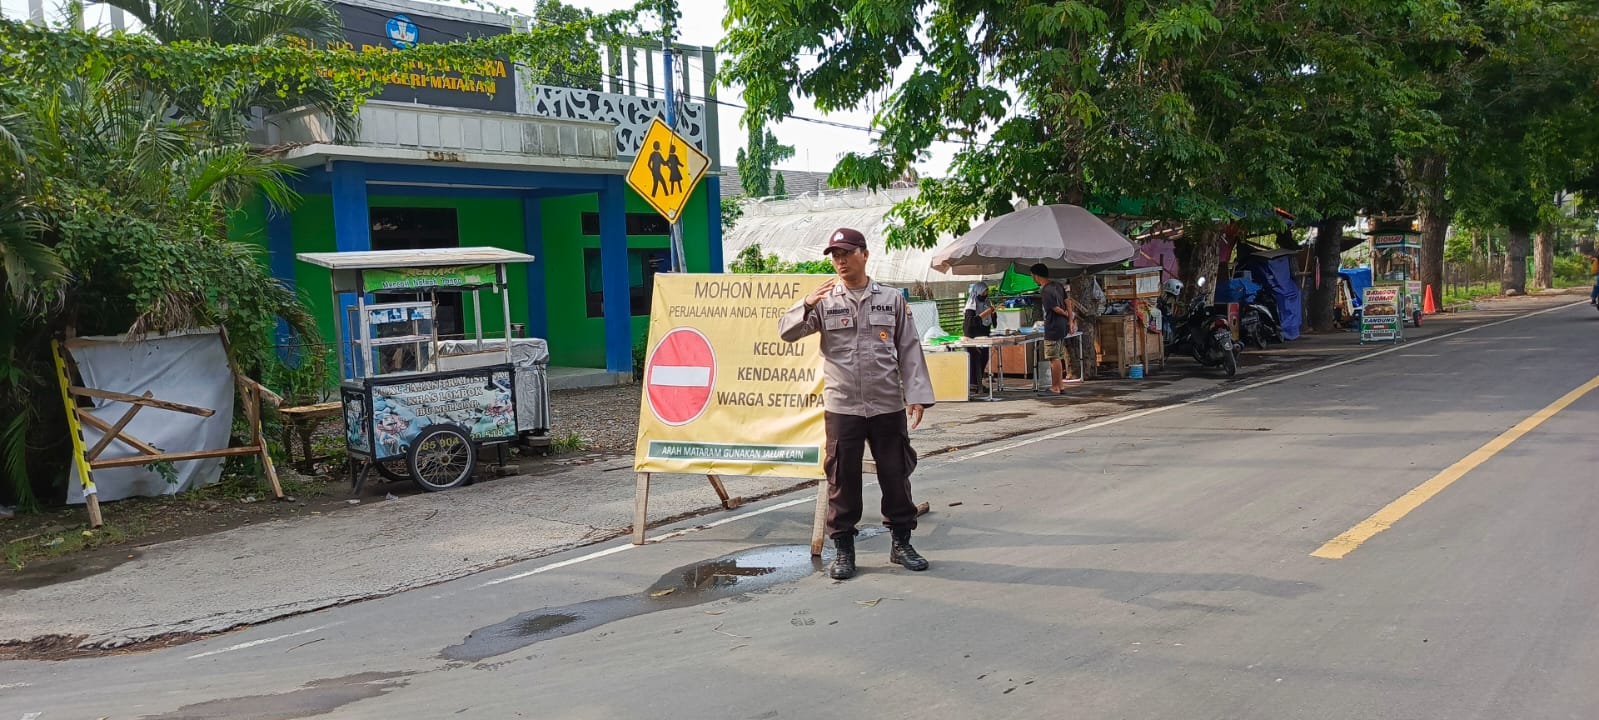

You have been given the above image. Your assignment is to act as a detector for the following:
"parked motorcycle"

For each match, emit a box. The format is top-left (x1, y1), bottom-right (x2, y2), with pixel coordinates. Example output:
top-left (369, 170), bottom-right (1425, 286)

top-left (1236, 284), bottom-right (1283, 349)
top-left (1162, 278), bottom-right (1240, 377)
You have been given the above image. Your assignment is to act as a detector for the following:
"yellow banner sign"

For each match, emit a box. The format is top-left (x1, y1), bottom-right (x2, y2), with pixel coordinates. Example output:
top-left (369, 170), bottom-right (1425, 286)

top-left (634, 274), bottom-right (827, 478)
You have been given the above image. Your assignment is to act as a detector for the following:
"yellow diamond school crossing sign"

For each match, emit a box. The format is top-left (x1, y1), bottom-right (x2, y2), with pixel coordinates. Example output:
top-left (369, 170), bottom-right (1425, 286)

top-left (626, 117), bottom-right (710, 223)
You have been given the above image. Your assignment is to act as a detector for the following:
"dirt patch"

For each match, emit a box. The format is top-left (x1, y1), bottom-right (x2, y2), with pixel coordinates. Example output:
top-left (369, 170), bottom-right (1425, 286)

top-left (0, 630), bottom-right (202, 661)
top-left (137, 671), bottom-right (412, 720)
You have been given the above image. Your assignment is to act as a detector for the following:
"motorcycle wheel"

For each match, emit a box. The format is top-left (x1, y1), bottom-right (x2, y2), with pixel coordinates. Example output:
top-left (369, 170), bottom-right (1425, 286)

top-left (1223, 347), bottom-right (1238, 377)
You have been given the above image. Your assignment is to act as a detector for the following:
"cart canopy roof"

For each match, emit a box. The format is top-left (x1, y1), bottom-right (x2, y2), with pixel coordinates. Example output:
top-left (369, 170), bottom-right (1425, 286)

top-left (297, 247), bottom-right (535, 270)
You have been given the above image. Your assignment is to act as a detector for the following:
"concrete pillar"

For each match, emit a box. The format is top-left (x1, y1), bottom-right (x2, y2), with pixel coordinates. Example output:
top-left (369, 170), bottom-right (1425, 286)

top-left (597, 176), bottom-right (633, 375)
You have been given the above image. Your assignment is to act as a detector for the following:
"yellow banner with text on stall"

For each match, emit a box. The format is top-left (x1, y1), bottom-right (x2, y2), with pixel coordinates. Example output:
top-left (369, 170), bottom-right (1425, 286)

top-left (634, 273), bottom-right (827, 478)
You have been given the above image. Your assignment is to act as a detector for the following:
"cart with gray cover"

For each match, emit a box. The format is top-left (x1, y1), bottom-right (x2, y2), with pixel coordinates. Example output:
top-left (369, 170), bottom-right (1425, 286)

top-left (297, 248), bottom-right (548, 493)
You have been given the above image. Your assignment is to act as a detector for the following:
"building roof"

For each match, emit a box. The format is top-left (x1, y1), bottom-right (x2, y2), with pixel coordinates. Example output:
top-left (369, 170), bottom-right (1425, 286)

top-left (717, 167), bottom-right (842, 199)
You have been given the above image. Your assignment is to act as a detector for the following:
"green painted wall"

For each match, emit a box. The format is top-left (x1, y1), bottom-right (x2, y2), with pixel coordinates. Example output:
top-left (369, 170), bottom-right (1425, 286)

top-left (366, 194), bottom-right (529, 343)
top-left (540, 183), bottom-right (712, 368)
top-left (234, 181), bottom-right (714, 372)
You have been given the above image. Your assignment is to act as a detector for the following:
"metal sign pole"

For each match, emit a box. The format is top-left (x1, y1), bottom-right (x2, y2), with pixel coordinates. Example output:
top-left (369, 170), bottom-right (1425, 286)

top-left (662, 3), bottom-right (687, 273)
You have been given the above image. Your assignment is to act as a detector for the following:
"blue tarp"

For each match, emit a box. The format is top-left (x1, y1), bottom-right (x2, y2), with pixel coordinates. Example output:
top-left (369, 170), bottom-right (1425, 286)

top-left (1214, 275), bottom-right (1263, 304)
top-left (1340, 268), bottom-right (1372, 309)
top-left (1233, 254), bottom-right (1302, 340)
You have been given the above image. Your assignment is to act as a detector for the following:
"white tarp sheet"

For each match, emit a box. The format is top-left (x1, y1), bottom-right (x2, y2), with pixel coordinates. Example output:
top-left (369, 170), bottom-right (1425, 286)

top-left (65, 330), bottom-right (235, 504)
top-left (724, 187), bottom-right (997, 298)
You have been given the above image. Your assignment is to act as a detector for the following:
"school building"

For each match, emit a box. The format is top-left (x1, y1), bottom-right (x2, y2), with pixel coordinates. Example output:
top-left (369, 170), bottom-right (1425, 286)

top-left (234, 0), bottom-right (724, 382)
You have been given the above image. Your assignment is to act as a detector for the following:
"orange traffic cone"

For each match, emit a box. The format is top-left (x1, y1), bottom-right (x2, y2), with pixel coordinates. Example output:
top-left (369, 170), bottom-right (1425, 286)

top-left (1423, 284), bottom-right (1439, 314)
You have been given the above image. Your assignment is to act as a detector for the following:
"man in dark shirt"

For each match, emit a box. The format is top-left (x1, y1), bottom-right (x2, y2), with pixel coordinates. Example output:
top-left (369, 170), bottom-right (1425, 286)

top-left (1031, 263), bottom-right (1077, 393)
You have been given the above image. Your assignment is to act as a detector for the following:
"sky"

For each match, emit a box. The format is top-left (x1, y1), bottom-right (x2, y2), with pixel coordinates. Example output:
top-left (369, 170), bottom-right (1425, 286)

top-left (496, 0), bottom-right (958, 179)
top-left (3, 0), bottom-right (959, 178)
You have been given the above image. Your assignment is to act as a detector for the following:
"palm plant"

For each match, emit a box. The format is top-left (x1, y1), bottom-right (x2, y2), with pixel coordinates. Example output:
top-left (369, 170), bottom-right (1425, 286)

top-left (102, 0), bottom-right (343, 46)
top-left (0, 68), bottom-right (314, 509)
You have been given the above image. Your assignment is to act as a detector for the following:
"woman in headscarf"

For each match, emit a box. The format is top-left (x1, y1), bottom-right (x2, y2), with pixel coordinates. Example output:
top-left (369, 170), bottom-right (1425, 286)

top-left (962, 281), bottom-right (996, 392)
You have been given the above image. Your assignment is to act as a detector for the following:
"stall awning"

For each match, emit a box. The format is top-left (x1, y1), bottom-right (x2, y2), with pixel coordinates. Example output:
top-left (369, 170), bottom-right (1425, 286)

top-left (297, 247), bottom-right (535, 270)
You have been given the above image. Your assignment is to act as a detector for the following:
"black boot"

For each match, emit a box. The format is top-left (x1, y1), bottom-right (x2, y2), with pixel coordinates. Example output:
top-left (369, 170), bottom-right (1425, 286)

top-left (829, 534), bottom-right (856, 580)
top-left (890, 529), bottom-right (929, 571)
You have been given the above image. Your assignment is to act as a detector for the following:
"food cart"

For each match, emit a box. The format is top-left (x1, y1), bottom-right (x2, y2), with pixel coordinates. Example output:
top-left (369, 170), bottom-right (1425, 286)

top-left (296, 248), bottom-right (544, 493)
top-left (1372, 232), bottom-right (1424, 328)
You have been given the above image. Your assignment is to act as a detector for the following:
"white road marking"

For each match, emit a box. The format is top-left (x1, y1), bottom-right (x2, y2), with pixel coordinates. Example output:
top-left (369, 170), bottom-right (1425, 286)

top-left (0, 683), bottom-right (35, 691)
top-left (648, 366), bottom-right (711, 387)
top-left (185, 623), bottom-right (341, 660)
top-left (21, 713), bottom-right (43, 720)
top-left (939, 301), bottom-right (1583, 465)
top-left (474, 301), bottom-right (1583, 587)
top-left (476, 496), bottom-right (815, 588)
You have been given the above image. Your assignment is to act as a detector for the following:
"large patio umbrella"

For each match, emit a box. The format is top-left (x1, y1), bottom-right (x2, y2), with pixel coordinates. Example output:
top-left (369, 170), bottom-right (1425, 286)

top-left (930, 204), bottom-right (1137, 276)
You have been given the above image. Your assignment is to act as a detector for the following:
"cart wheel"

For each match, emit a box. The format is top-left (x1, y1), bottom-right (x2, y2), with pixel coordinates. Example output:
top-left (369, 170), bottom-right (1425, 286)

top-left (407, 425), bottom-right (477, 492)
top-left (373, 458), bottom-right (412, 482)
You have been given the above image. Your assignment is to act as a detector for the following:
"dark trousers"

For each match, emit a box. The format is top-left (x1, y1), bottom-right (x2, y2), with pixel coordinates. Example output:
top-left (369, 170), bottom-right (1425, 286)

top-left (966, 346), bottom-right (989, 386)
top-left (824, 411), bottom-right (919, 539)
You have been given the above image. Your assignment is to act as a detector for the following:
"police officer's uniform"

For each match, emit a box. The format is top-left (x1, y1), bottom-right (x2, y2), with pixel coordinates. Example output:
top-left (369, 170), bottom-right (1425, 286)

top-left (778, 229), bottom-right (935, 576)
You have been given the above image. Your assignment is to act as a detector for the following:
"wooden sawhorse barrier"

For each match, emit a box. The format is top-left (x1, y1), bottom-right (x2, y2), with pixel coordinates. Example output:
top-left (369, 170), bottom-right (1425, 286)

top-left (53, 336), bottom-right (285, 528)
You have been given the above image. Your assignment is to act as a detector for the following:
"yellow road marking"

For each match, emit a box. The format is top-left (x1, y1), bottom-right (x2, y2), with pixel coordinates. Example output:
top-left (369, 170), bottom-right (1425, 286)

top-left (1312, 373), bottom-right (1599, 560)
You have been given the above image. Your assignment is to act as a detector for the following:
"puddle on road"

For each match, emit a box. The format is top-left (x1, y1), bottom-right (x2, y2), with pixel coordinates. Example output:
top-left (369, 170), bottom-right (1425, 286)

top-left (441, 537), bottom-right (886, 662)
top-left (0, 549), bottom-right (141, 593)
top-left (139, 671), bottom-right (410, 720)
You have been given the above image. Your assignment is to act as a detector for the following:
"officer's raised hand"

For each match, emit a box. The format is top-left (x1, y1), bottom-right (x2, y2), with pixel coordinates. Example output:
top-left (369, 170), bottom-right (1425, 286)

top-left (803, 278), bottom-right (837, 308)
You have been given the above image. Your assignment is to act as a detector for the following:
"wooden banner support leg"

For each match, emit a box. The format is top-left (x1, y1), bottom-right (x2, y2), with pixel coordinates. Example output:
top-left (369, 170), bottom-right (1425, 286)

top-left (810, 479), bottom-right (829, 557)
top-left (633, 472), bottom-right (651, 545)
top-left (706, 474), bottom-right (744, 510)
top-left (807, 461), bottom-right (929, 558)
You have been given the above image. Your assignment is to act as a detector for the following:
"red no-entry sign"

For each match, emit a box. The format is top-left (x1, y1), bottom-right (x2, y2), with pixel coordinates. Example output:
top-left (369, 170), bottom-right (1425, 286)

top-left (645, 328), bottom-right (716, 426)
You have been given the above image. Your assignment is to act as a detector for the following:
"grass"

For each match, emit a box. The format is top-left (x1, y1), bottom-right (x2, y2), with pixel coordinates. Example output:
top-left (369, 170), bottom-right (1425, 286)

top-left (551, 432), bottom-right (588, 453)
top-left (3, 518), bottom-right (145, 571)
top-left (1441, 282), bottom-right (1501, 307)
top-left (1, 469), bottom-right (337, 573)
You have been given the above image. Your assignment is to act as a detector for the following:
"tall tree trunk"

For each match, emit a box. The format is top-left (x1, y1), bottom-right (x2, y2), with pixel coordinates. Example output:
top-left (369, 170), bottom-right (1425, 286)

top-left (1417, 155), bottom-right (1449, 312)
top-left (1182, 224), bottom-right (1221, 301)
top-left (1533, 224), bottom-right (1554, 289)
top-left (1502, 226), bottom-right (1531, 295)
top-left (1069, 276), bottom-right (1099, 380)
top-left (1309, 217), bottom-right (1345, 332)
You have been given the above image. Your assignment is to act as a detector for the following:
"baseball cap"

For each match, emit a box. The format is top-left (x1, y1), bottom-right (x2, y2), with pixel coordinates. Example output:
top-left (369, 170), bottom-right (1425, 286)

top-left (823, 228), bottom-right (868, 256)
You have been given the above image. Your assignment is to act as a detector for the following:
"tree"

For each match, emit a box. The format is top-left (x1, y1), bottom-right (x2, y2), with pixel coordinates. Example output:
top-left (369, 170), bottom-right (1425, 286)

top-left (723, 0), bottom-right (1436, 334)
top-left (1411, 0), bottom-right (1599, 296)
top-left (734, 126), bottom-right (794, 198)
top-left (720, 195), bottom-right (744, 232)
top-left (530, 0), bottom-right (604, 92)
top-left (729, 243), bottom-right (831, 274)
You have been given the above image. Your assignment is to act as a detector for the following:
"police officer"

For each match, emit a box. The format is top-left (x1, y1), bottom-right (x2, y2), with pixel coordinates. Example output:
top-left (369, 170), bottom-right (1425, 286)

top-left (778, 228), bottom-right (935, 580)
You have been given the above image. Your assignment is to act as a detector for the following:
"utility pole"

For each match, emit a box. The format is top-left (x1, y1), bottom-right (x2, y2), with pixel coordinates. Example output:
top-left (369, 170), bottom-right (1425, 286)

top-left (661, 0), bottom-right (686, 273)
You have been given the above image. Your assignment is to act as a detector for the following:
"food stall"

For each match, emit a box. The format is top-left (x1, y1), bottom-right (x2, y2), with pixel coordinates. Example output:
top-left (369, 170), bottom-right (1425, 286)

top-left (1094, 267), bottom-right (1164, 377)
top-left (296, 248), bottom-right (548, 493)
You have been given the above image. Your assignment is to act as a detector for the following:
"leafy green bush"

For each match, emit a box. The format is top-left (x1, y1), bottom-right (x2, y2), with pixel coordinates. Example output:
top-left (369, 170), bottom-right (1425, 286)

top-left (729, 244), bottom-right (833, 274)
top-left (1554, 254), bottom-right (1594, 284)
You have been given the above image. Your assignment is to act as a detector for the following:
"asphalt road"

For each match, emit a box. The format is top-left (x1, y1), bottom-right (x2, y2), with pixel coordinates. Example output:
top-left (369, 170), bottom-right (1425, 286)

top-left (5, 301), bottom-right (1598, 720)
